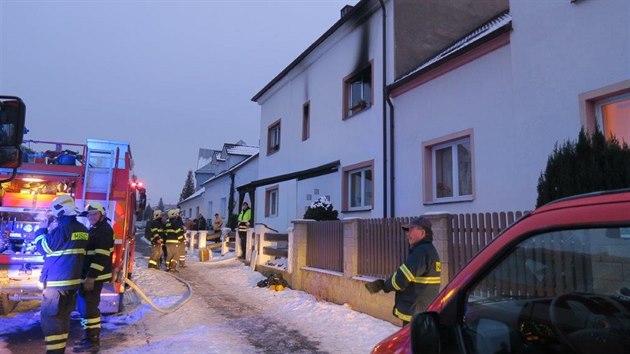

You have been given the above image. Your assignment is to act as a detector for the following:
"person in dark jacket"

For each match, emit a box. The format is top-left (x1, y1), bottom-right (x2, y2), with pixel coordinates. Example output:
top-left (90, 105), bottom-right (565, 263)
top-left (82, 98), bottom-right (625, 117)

top-left (145, 210), bottom-right (164, 269)
top-left (34, 195), bottom-right (89, 354)
top-left (164, 209), bottom-right (184, 272)
top-left (365, 217), bottom-right (441, 326)
top-left (194, 213), bottom-right (207, 231)
top-left (73, 201), bottom-right (114, 353)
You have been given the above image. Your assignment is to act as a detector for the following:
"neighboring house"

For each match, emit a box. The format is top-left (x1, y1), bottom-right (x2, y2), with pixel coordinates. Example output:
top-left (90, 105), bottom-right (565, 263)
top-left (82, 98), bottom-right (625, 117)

top-left (180, 141), bottom-right (259, 226)
top-left (390, 0), bottom-right (630, 215)
top-left (194, 140), bottom-right (258, 189)
top-left (250, 0), bottom-right (505, 231)
top-left (202, 153), bottom-right (258, 229)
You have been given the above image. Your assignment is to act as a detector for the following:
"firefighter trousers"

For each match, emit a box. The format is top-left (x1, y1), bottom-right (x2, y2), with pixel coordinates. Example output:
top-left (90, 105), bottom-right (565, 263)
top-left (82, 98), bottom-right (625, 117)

top-left (165, 242), bottom-right (179, 269)
top-left (149, 243), bottom-right (163, 269)
top-left (41, 287), bottom-right (78, 354)
top-left (77, 281), bottom-right (104, 332)
top-left (178, 239), bottom-right (187, 265)
top-left (238, 230), bottom-right (247, 259)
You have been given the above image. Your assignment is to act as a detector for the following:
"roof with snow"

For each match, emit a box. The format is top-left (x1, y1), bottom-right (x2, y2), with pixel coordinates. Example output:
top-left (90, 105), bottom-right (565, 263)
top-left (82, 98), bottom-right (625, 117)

top-left (180, 187), bottom-right (204, 204)
top-left (201, 153), bottom-right (258, 187)
top-left (391, 12), bottom-right (512, 91)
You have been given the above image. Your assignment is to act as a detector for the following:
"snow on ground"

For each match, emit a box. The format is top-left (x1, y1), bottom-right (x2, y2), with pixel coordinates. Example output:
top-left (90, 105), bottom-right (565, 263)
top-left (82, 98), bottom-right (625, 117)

top-left (100, 246), bottom-right (399, 353)
top-left (0, 244), bottom-right (399, 353)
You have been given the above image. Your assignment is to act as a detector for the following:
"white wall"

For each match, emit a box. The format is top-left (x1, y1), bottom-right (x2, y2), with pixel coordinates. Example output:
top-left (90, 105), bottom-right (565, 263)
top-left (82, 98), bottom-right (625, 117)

top-left (255, 2), bottom-right (392, 230)
top-left (393, 0), bottom-right (630, 216)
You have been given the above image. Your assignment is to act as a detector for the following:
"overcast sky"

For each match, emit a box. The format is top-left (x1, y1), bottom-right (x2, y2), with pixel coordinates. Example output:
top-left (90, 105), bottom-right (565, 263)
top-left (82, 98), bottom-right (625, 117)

top-left (0, 0), bottom-right (357, 204)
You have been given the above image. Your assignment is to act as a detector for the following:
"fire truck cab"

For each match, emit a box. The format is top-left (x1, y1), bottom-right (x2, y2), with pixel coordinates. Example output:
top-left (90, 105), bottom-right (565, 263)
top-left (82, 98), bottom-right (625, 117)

top-left (0, 138), bottom-right (145, 315)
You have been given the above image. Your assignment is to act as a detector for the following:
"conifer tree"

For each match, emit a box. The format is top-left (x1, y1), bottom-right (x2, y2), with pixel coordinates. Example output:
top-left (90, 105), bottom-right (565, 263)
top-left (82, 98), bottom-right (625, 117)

top-left (179, 170), bottom-right (195, 202)
top-left (143, 204), bottom-right (153, 221)
top-left (157, 198), bottom-right (165, 212)
top-left (536, 128), bottom-right (630, 207)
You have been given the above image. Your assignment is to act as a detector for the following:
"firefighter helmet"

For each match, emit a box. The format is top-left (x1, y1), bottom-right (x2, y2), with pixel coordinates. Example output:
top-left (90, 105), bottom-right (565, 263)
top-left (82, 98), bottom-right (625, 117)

top-left (167, 209), bottom-right (178, 218)
top-left (84, 201), bottom-right (106, 215)
top-left (153, 210), bottom-right (163, 219)
top-left (50, 195), bottom-right (79, 217)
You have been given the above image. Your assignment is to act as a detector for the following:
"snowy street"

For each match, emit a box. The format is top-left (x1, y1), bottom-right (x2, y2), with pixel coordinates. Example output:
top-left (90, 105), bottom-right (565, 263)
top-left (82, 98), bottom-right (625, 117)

top-left (0, 240), bottom-right (398, 353)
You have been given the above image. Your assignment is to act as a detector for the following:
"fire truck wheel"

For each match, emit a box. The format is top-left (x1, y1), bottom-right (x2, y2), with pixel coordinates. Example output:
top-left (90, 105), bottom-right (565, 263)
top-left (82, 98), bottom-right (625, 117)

top-left (0, 293), bottom-right (18, 315)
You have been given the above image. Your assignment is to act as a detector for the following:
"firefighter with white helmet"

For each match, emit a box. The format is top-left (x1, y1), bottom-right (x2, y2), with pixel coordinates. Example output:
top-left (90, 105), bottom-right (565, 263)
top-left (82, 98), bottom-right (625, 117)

top-left (34, 195), bottom-right (89, 354)
top-left (145, 210), bottom-right (164, 269)
top-left (163, 209), bottom-right (184, 272)
top-left (74, 201), bottom-right (114, 353)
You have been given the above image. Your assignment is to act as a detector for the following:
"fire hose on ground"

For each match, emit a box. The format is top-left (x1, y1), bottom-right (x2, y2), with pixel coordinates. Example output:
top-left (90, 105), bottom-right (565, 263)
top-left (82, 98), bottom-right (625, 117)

top-left (122, 271), bottom-right (193, 314)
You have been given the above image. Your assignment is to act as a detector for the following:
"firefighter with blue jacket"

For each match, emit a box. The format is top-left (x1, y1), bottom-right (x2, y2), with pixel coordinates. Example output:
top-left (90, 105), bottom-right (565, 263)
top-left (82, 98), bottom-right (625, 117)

top-left (73, 201), bottom-right (114, 353)
top-left (34, 195), bottom-right (89, 354)
top-left (145, 209), bottom-right (164, 269)
top-left (365, 217), bottom-right (441, 326)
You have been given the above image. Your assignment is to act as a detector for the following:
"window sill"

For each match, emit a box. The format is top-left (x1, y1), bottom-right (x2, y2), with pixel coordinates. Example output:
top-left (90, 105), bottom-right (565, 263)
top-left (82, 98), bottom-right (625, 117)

top-left (343, 104), bottom-right (372, 120)
top-left (342, 206), bottom-right (373, 213)
top-left (423, 196), bottom-right (473, 205)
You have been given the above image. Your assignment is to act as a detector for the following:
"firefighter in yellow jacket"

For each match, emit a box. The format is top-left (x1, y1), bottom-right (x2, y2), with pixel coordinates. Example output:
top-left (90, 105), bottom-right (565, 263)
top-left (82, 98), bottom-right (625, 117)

top-left (34, 195), bottom-right (89, 354)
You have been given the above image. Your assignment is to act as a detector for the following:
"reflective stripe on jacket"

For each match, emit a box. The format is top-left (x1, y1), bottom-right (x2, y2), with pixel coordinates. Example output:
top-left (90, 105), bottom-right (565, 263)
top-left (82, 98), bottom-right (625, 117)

top-left (164, 218), bottom-right (184, 243)
top-left (145, 219), bottom-right (164, 244)
top-left (83, 217), bottom-right (114, 283)
top-left (35, 216), bottom-right (89, 290)
top-left (384, 239), bottom-right (441, 322)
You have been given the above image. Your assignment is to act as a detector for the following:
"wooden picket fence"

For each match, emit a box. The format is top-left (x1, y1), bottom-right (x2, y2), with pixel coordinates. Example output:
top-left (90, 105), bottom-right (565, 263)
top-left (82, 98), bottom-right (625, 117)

top-left (448, 211), bottom-right (527, 278)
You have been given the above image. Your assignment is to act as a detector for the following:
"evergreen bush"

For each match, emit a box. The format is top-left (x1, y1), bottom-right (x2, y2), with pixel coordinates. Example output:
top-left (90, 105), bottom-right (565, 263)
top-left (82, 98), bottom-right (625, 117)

top-left (303, 196), bottom-right (339, 221)
top-left (536, 128), bottom-right (630, 207)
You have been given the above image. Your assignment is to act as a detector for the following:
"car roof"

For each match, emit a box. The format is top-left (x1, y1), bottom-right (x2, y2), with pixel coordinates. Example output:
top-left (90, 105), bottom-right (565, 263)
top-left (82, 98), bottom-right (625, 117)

top-left (534, 188), bottom-right (630, 215)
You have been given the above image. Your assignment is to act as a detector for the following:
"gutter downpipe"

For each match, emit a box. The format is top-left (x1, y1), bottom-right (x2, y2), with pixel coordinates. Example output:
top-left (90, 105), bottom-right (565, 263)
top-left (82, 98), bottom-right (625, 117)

top-left (379, 0), bottom-right (388, 218)
top-left (387, 95), bottom-right (395, 217)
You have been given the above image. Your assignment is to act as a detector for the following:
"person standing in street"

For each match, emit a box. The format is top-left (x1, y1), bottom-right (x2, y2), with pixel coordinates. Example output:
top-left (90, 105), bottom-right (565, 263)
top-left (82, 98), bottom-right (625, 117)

top-left (194, 213), bottom-right (207, 231)
top-left (34, 195), bottom-right (89, 354)
top-left (212, 213), bottom-right (223, 242)
top-left (236, 202), bottom-right (252, 259)
top-left (73, 202), bottom-right (114, 353)
top-left (145, 210), bottom-right (164, 269)
top-left (164, 209), bottom-right (184, 272)
top-left (364, 217), bottom-right (441, 326)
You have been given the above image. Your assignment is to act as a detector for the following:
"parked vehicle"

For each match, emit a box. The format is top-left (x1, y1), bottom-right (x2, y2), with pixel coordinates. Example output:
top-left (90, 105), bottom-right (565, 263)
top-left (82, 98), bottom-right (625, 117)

top-left (373, 189), bottom-right (630, 354)
top-left (0, 139), bottom-right (146, 315)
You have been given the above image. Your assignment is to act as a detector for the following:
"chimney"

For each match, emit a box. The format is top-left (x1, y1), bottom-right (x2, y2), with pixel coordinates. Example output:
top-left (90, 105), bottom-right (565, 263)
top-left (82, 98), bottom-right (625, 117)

top-left (340, 5), bottom-right (354, 18)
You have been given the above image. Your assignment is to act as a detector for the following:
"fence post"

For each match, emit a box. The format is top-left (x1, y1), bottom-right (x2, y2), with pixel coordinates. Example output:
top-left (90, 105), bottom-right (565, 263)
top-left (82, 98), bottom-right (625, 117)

top-left (343, 218), bottom-right (360, 278)
top-left (221, 228), bottom-right (230, 255)
top-left (290, 219), bottom-right (314, 290)
top-left (423, 213), bottom-right (452, 289)
top-left (198, 231), bottom-right (207, 249)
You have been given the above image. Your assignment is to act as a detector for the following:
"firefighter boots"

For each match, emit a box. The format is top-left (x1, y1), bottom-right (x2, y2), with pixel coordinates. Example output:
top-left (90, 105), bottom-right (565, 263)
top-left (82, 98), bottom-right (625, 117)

top-left (73, 329), bottom-right (100, 353)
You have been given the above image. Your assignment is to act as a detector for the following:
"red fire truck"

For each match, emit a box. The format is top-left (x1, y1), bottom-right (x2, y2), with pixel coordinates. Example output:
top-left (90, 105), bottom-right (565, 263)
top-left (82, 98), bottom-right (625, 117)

top-left (0, 138), bottom-right (146, 315)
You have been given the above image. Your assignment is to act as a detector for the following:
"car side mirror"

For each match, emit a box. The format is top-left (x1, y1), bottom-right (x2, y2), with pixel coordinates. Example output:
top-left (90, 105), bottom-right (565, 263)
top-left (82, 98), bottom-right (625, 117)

top-left (411, 312), bottom-right (441, 354)
top-left (0, 96), bottom-right (26, 182)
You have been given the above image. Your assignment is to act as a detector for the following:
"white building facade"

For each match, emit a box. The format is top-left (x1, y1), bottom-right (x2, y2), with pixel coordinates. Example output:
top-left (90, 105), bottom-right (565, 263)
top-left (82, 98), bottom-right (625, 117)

top-left (392, 0), bottom-right (630, 215)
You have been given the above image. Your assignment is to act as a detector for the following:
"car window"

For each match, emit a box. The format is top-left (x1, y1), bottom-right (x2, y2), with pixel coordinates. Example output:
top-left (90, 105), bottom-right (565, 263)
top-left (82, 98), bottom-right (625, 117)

top-left (461, 227), bottom-right (630, 354)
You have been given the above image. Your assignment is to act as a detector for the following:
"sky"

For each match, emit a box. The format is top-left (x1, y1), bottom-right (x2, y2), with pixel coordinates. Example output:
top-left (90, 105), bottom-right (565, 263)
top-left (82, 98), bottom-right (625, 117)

top-left (0, 240), bottom-right (400, 353)
top-left (0, 0), bottom-right (358, 204)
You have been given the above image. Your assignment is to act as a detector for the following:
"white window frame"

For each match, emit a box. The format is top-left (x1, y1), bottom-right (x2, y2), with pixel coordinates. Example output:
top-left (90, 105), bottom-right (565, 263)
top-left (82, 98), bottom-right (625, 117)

top-left (430, 137), bottom-right (473, 203)
top-left (347, 167), bottom-right (373, 211)
top-left (265, 186), bottom-right (279, 217)
top-left (267, 120), bottom-right (281, 155)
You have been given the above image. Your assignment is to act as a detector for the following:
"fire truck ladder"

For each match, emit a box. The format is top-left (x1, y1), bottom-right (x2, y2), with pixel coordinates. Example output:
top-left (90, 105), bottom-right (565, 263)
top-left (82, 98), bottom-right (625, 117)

top-left (81, 147), bottom-right (116, 218)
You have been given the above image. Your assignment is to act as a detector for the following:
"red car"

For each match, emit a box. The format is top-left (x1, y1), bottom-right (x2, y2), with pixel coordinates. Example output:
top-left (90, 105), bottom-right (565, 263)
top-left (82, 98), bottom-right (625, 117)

top-left (373, 189), bottom-right (630, 354)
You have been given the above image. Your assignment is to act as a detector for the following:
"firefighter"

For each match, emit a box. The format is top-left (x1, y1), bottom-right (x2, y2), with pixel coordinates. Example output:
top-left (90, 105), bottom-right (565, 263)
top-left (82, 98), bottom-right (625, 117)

top-left (163, 209), bottom-right (184, 272)
top-left (175, 209), bottom-right (187, 268)
top-left (34, 195), bottom-right (89, 354)
top-left (145, 210), bottom-right (164, 269)
top-left (74, 201), bottom-right (114, 353)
